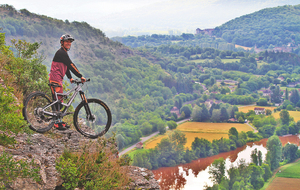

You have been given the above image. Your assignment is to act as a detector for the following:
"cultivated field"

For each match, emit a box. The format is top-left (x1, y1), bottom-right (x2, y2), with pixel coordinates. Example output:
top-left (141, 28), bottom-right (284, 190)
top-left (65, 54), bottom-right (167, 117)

top-left (273, 111), bottom-right (300, 122)
top-left (264, 159), bottom-right (300, 190)
top-left (265, 177), bottom-right (300, 190)
top-left (145, 122), bottom-right (253, 149)
top-left (178, 122), bottom-right (252, 133)
top-left (238, 105), bottom-right (276, 113)
top-left (276, 159), bottom-right (300, 178)
top-left (235, 44), bottom-right (252, 50)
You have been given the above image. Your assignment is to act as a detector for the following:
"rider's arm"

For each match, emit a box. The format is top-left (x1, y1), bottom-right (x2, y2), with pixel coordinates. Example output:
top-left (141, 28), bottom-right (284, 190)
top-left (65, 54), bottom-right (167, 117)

top-left (58, 49), bottom-right (83, 79)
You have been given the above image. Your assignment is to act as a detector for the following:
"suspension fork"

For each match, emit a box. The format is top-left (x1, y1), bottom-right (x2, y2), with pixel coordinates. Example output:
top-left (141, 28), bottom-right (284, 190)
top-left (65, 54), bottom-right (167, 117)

top-left (79, 91), bottom-right (94, 121)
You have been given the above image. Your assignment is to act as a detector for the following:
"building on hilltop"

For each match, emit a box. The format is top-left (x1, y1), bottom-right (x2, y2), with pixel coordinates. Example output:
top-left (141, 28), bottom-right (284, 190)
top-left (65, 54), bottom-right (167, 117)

top-left (196, 28), bottom-right (214, 36)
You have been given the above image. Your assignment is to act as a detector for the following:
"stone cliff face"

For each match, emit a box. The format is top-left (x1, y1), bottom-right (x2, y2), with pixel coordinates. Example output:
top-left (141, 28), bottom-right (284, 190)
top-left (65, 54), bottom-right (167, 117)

top-left (1, 129), bottom-right (160, 190)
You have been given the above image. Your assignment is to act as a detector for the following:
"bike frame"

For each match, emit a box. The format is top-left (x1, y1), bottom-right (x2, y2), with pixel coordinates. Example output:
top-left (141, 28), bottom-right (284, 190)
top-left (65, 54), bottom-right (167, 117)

top-left (43, 82), bottom-right (88, 118)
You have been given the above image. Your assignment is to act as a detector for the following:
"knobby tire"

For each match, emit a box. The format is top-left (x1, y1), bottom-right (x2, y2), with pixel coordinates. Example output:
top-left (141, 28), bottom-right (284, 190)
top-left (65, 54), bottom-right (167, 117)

top-left (73, 98), bottom-right (112, 139)
top-left (23, 92), bottom-right (54, 133)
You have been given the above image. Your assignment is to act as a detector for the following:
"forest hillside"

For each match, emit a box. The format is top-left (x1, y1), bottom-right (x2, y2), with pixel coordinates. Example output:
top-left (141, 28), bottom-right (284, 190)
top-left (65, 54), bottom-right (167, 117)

top-left (215, 4), bottom-right (300, 48)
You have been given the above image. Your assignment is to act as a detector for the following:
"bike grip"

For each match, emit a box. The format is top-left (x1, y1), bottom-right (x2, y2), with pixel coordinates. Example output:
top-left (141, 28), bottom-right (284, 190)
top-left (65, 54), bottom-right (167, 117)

top-left (87, 78), bottom-right (91, 82)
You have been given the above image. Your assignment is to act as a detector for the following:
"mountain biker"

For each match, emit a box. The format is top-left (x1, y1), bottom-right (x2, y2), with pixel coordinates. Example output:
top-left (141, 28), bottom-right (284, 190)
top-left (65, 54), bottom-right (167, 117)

top-left (49, 34), bottom-right (86, 130)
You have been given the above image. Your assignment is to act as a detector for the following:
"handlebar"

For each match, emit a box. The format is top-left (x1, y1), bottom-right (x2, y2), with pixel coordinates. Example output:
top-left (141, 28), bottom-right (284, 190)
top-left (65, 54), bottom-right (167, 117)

top-left (72, 78), bottom-right (90, 84)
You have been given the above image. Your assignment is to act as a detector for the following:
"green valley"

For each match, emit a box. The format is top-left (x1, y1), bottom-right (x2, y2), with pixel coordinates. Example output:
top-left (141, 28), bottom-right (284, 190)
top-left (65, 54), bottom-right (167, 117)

top-left (2, 3), bottom-right (300, 190)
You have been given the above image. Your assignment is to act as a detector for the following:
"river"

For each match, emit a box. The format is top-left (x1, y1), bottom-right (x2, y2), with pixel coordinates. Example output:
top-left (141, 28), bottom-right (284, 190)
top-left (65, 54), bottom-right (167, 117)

top-left (152, 135), bottom-right (300, 190)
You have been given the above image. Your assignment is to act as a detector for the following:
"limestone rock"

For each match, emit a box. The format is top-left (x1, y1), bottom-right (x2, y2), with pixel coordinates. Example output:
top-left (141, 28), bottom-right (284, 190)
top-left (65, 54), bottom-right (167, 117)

top-left (1, 129), bottom-right (160, 190)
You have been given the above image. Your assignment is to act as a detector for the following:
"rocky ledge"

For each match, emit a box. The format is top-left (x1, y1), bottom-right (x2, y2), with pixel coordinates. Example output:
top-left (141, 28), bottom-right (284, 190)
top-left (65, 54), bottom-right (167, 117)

top-left (0, 129), bottom-right (160, 190)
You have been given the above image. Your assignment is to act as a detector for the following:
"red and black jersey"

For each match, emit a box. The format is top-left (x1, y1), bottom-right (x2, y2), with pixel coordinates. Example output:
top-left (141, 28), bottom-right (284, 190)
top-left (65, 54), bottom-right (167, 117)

top-left (49, 47), bottom-right (82, 83)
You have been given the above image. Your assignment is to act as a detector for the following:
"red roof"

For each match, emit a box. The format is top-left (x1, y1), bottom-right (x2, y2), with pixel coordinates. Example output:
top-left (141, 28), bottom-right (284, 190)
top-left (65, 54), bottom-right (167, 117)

top-left (254, 108), bottom-right (265, 110)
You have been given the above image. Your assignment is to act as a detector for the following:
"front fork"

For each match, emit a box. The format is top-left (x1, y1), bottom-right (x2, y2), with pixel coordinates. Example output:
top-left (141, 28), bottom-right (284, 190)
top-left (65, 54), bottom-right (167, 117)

top-left (80, 91), bottom-right (95, 122)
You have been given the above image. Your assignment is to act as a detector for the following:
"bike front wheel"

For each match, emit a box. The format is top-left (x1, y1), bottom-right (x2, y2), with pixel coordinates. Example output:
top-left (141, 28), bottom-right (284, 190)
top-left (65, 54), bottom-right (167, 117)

top-left (23, 92), bottom-right (54, 133)
top-left (73, 98), bottom-right (112, 139)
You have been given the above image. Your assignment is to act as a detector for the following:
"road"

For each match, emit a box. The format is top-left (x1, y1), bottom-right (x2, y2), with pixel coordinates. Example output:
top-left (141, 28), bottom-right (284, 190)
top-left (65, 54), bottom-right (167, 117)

top-left (246, 121), bottom-right (258, 133)
top-left (119, 118), bottom-right (190, 156)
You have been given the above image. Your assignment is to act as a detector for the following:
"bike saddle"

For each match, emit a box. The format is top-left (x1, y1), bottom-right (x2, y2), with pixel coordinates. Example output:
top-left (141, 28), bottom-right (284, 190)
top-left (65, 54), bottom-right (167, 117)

top-left (48, 83), bottom-right (62, 88)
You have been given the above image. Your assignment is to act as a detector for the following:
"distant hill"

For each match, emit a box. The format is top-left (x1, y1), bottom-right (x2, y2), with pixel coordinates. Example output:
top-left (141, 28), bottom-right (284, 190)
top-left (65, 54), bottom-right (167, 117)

top-left (99, 0), bottom-right (299, 37)
top-left (112, 4), bottom-right (300, 51)
top-left (214, 4), bottom-right (300, 48)
top-left (0, 4), bottom-right (195, 129)
top-left (0, 4), bottom-right (127, 68)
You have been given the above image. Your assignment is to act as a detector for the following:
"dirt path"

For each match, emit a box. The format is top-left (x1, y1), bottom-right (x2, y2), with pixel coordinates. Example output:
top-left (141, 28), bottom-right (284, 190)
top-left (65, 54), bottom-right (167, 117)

top-left (246, 121), bottom-right (258, 133)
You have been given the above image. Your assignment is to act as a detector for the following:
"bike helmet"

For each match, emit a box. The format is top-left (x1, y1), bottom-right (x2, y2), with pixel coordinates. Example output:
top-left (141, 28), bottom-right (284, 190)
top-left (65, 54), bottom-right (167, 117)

top-left (60, 34), bottom-right (75, 44)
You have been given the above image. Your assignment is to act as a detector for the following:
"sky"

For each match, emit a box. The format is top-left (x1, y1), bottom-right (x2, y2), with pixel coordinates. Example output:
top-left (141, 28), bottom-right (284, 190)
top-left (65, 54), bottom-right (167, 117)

top-left (2, 0), bottom-right (299, 37)
top-left (6, 0), bottom-right (167, 23)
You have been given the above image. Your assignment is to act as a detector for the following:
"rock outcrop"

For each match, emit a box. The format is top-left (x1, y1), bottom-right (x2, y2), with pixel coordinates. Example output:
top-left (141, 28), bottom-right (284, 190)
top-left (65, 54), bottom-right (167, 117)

top-left (1, 129), bottom-right (160, 190)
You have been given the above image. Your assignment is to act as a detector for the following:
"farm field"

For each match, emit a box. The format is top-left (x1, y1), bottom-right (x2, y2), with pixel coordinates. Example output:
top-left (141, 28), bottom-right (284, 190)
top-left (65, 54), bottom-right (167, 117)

top-left (265, 177), bottom-right (300, 190)
top-left (276, 159), bottom-right (300, 178)
top-left (235, 44), bottom-right (252, 50)
top-left (238, 105), bottom-right (276, 113)
top-left (273, 111), bottom-right (300, 122)
top-left (145, 122), bottom-right (253, 149)
top-left (265, 159), bottom-right (300, 190)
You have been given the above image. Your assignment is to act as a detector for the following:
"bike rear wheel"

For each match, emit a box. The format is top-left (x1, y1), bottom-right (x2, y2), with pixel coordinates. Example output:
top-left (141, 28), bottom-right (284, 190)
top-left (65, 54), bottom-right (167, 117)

top-left (23, 92), bottom-right (54, 133)
top-left (73, 98), bottom-right (112, 139)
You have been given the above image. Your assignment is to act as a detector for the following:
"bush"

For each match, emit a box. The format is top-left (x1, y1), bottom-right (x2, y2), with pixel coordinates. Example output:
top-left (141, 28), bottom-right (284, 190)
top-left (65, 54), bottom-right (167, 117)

top-left (0, 152), bottom-right (40, 188)
top-left (56, 137), bottom-right (130, 190)
top-left (0, 86), bottom-right (27, 146)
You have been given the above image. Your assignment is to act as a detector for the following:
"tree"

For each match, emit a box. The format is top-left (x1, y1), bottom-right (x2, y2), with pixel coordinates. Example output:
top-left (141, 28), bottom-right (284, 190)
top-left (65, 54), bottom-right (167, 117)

top-left (228, 127), bottom-right (238, 142)
top-left (230, 106), bottom-right (239, 118)
top-left (282, 143), bottom-right (298, 163)
top-left (250, 148), bottom-right (262, 166)
top-left (238, 116), bottom-right (244, 123)
top-left (201, 104), bottom-right (211, 121)
top-left (249, 164), bottom-right (264, 190)
top-left (271, 86), bottom-right (281, 103)
top-left (191, 105), bottom-right (203, 122)
top-left (231, 52), bottom-right (238, 59)
top-left (115, 134), bottom-right (125, 150)
top-left (141, 122), bottom-right (152, 135)
top-left (220, 107), bottom-right (229, 121)
top-left (251, 148), bottom-right (258, 166)
top-left (211, 109), bottom-right (221, 122)
top-left (180, 105), bottom-right (192, 118)
top-left (280, 109), bottom-right (290, 125)
top-left (286, 104), bottom-right (294, 110)
top-left (209, 158), bottom-right (226, 184)
top-left (266, 135), bottom-right (282, 171)
top-left (183, 148), bottom-right (193, 163)
top-left (290, 89), bottom-right (300, 105)
top-left (256, 98), bottom-right (268, 106)
top-left (266, 109), bottom-right (272, 115)
top-left (158, 122), bottom-right (166, 135)
top-left (258, 150), bottom-right (262, 166)
top-left (11, 39), bottom-right (41, 59)
top-left (167, 120), bottom-right (177, 130)
top-left (262, 163), bottom-right (272, 181)
top-left (169, 130), bottom-right (187, 147)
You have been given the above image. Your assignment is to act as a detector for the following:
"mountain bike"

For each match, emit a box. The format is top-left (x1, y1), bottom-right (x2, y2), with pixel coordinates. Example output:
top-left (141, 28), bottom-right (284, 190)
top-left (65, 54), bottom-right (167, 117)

top-left (22, 79), bottom-right (112, 139)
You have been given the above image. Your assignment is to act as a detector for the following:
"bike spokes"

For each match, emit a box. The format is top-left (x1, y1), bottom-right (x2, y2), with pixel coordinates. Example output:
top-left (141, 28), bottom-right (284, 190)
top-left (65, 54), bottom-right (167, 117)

top-left (23, 92), bottom-right (54, 133)
top-left (74, 99), bottom-right (111, 138)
